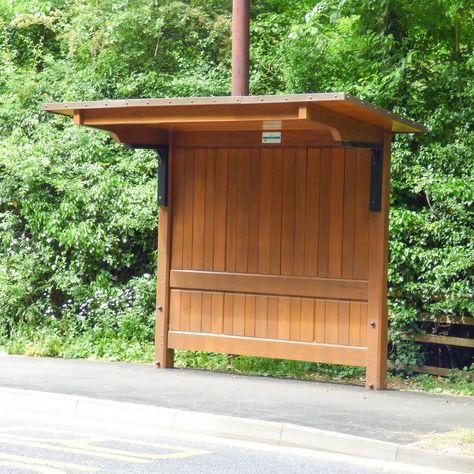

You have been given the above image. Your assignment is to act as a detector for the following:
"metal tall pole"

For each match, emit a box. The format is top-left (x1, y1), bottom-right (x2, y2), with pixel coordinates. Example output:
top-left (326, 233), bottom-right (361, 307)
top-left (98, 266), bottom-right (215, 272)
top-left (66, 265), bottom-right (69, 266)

top-left (231, 0), bottom-right (250, 96)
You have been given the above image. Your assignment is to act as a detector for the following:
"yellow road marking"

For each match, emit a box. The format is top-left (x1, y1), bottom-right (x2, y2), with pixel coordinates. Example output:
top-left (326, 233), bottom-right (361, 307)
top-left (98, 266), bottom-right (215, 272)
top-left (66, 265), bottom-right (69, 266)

top-left (0, 460), bottom-right (65, 474)
top-left (0, 453), bottom-right (100, 472)
top-left (0, 427), bottom-right (208, 461)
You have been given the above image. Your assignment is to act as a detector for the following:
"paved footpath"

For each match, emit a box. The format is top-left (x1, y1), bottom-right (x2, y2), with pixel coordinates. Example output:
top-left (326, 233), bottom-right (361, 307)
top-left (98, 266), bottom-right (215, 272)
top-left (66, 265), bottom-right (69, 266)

top-left (1, 355), bottom-right (473, 445)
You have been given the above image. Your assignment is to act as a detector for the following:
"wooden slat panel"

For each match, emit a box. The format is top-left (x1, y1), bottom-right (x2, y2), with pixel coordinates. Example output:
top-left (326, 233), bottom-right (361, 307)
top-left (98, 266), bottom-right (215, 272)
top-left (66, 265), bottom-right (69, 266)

top-left (318, 149), bottom-right (331, 277)
top-left (301, 298), bottom-right (315, 343)
top-left (277, 297), bottom-right (291, 340)
top-left (203, 148), bottom-right (216, 270)
top-left (211, 292), bottom-right (224, 334)
top-left (267, 296), bottom-right (279, 339)
top-left (342, 149), bottom-right (356, 278)
top-left (304, 148), bottom-right (321, 276)
top-left (281, 148), bottom-right (296, 276)
top-left (255, 296), bottom-right (268, 338)
top-left (201, 292), bottom-right (212, 333)
top-left (270, 148), bottom-right (283, 274)
top-left (360, 303), bottom-right (368, 347)
top-left (244, 295), bottom-right (256, 337)
top-left (328, 148), bottom-right (344, 278)
top-left (325, 301), bottom-right (339, 344)
top-left (235, 148), bottom-right (250, 273)
top-left (192, 149), bottom-right (206, 270)
top-left (232, 293), bottom-right (246, 336)
top-left (226, 149), bottom-right (239, 272)
top-left (290, 298), bottom-right (302, 341)
top-left (170, 270), bottom-right (368, 301)
top-left (294, 148), bottom-right (307, 275)
top-left (257, 148), bottom-right (272, 273)
top-left (171, 148), bottom-right (185, 269)
top-left (189, 291), bottom-right (202, 332)
top-left (213, 148), bottom-right (228, 272)
top-left (247, 148), bottom-right (261, 274)
top-left (180, 290), bottom-right (191, 332)
top-left (182, 148), bottom-right (195, 268)
top-left (223, 293), bottom-right (234, 335)
top-left (314, 300), bottom-right (325, 343)
top-left (349, 302), bottom-right (361, 346)
top-left (353, 149), bottom-right (370, 279)
top-left (168, 332), bottom-right (368, 367)
top-left (169, 290), bottom-right (181, 331)
top-left (338, 301), bottom-right (350, 345)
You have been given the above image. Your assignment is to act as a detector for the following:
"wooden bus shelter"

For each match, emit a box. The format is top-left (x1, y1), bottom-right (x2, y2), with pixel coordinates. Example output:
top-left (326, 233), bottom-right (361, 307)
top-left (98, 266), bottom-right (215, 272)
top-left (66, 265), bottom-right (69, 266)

top-left (44, 93), bottom-right (425, 389)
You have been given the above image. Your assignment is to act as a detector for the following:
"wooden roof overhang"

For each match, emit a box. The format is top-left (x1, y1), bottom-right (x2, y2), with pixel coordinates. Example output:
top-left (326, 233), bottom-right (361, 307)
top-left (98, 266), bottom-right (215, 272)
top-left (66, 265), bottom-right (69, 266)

top-left (43, 93), bottom-right (426, 147)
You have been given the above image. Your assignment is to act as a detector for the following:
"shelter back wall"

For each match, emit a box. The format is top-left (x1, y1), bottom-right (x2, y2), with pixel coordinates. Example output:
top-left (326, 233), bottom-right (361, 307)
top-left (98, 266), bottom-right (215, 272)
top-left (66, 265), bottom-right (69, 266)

top-left (168, 146), bottom-right (371, 353)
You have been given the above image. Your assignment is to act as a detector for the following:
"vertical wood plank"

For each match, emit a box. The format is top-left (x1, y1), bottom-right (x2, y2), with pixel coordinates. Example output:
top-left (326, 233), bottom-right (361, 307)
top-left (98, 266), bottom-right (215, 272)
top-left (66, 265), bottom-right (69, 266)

top-left (277, 297), bottom-right (291, 340)
top-left (317, 149), bottom-right (332, 277)
top-left (180, 290), bottom-right (191, 332)
top-left (247, 148), bottom-right (261, 274)
top-left (257, 149), bottom-right (272, 273)
top-left (155, 139), bottom-right (174, 368)
top-left (360, 303), bottom-right (368, 347)
top-left (300, 298), bottom-right (315, 343)
top-left (189, 291), bottom-right (202, 332)
top-left (244, 295), bottom-right (256, 337)
top-left (182, 148), bottom-right (195, 269)
top-left (192, 149), bottom-right (206, 270)
top-left (328, 148), bottom-right (344, 278)
top-left (213, 149), bottom-right (228, 272)
top-left (169, 290), bottom-right (181, 331)
top-left (366, 132), bottom-right (390, 389)
top-left (294, 148), bottom-right (307, 276)
top-left (226, 150), bottom-right (239, 272)
top-left (289, 297), bottom-right (302, 341)
top-left (304, 148), bottom-right (321, 276)
top-left (338, 301), bottom-right (350, 345)
top-left (342, 149), bottom-right (356, 278)
top-left (325, 300), bottom-right (339, 344)
top-left (223, 293), bottom-right (234, 335)
top-left (201, 292), bottom-right (212, 333)
top-left (211, 292), bottom-right (224, 334)
top-left (270, 148), bottom-right (283, 275)
top-left (171, 148), bottom-right (185, 269)
top-left (353, 149), bottom-right (371, 280)
top-left (255, 296), bottom-right (268, 338)
top-left (232, 294), bottom-right (246, 336)
top-left (349, 302), bottom-right (361, 346)
top-left (314, 300), bottom-right (326, 342)
top-left (267, 296), bottom-right (279, 339)
top-left (235, 148), bottom-right (250, 273)
top-left (281, 148), bottom-right (296, 276)
top-left (203, 148), bottom-right (216, 271)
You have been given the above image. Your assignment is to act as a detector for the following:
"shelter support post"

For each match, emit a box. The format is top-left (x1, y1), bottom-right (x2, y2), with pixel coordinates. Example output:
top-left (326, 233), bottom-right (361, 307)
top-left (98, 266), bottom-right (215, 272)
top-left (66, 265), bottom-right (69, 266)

top-left (366, 131), bottom-right (391, 389)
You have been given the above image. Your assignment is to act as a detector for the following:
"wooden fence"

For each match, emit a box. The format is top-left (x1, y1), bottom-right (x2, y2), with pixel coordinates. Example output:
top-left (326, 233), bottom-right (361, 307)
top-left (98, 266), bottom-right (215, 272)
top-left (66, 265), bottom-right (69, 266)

top-left (390, 314), bottom-right (474, 378)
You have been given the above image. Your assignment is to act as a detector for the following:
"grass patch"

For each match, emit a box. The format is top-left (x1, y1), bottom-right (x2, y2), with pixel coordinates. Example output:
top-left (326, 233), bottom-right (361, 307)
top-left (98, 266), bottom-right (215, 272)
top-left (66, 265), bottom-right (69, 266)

top-left (416, 428), bottom-right (474, 456)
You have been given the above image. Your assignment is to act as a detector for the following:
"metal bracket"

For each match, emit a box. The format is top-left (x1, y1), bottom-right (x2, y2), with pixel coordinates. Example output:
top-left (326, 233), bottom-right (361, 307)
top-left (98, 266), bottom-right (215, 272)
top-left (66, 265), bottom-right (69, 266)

top-left (342, 142), bottom-right (383, 212)
top-left (123, 144), bottom-right (169, 207)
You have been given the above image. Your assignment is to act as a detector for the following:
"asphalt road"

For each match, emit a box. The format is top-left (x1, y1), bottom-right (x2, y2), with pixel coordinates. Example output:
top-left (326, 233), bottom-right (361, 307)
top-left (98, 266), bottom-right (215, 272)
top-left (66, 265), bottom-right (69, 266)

top-left (0, 408), bottom-right (453, 474)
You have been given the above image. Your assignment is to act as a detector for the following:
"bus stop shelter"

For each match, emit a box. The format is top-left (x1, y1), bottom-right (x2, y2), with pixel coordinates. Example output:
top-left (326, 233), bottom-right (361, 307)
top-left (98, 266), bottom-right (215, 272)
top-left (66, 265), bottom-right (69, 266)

top-left (44, 93), bottom-right (426, 389)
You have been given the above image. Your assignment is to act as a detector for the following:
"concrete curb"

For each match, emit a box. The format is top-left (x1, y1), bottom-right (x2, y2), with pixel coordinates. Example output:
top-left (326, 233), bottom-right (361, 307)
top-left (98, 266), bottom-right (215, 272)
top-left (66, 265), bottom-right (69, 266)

top-left (0, 387), bottom-right (472, 473)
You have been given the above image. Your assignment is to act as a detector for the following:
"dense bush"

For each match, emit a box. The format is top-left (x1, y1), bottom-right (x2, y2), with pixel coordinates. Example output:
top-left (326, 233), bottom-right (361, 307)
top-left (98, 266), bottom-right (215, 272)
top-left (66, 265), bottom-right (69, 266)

top-left (0, 0), bottom-right (473, 367)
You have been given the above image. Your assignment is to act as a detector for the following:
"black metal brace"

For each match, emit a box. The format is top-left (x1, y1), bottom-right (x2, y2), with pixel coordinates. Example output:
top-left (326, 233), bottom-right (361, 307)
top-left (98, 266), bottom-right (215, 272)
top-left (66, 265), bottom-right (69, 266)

top-left (342, 141), bottom-right (383, 212)
top-left (124, 144), bottom-right (169, 207)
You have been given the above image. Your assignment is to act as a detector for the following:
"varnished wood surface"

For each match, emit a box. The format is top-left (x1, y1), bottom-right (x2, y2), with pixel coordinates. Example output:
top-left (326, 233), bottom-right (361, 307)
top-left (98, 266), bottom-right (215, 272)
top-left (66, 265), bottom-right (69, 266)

top-left (169, 289), bottom-right (368, 348)
top-left (43, 92), bottom-right (426, 133)
top-left (170, 270), bottom-right (368, 301)
top-left (168, 331), bottom-right (367, 367)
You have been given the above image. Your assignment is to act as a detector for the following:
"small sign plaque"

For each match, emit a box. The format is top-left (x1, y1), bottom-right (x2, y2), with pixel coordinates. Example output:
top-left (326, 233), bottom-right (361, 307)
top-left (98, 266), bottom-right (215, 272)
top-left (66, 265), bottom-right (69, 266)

top-left (262, 131), bottom-right (281, 144)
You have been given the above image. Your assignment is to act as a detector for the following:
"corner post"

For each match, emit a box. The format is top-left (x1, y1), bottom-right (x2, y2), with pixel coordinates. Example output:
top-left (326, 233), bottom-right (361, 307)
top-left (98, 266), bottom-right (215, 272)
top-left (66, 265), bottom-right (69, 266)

top-left (366, 131), bottom-right (391, 389)
top-left (155, 141), bottom-right (174, 368)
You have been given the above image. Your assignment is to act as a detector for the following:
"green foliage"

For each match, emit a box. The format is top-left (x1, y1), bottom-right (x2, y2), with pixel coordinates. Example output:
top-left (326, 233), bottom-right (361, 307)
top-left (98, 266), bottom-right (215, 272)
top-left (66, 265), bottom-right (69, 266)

top-left (0, 0), bottom-right (473, 373)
